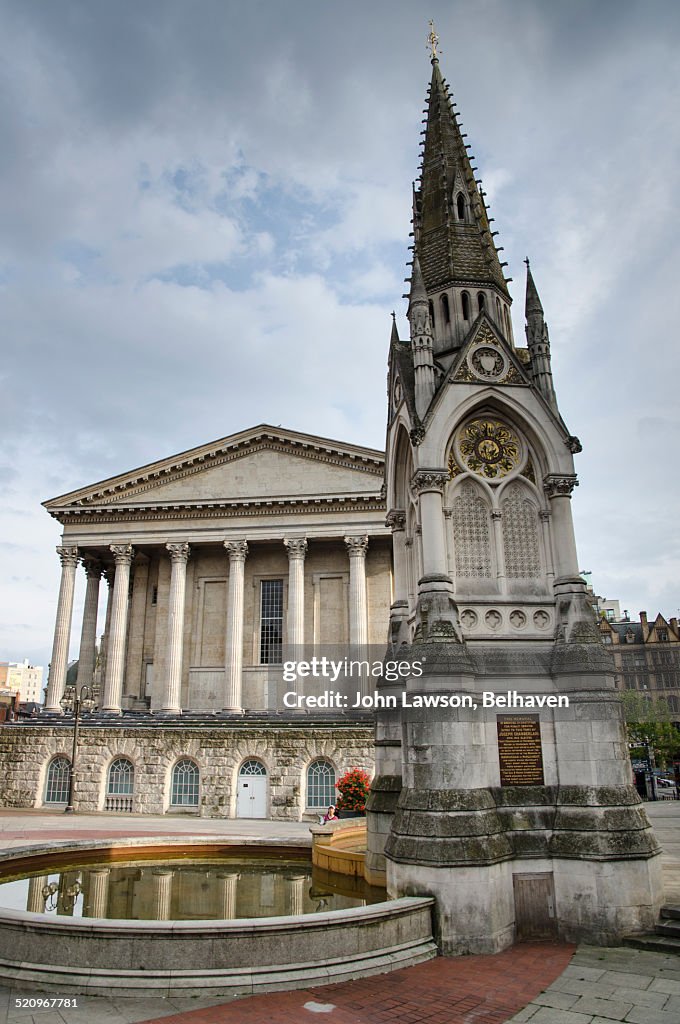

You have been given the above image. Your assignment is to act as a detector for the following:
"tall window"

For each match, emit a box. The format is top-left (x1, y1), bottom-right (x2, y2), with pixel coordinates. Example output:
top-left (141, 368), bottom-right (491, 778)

top-left (307, 759), bottom-right (336, 808)
top-left (171, 759), bottom-right (200, 807)
top-left (45, 756), bottom-right (71, 804)
top-left (106, 757), bottom-right (134, 811)
top-left (440, 293), bottom-right (451, 324)
top-left (260, 579), bottom-right (284, 664)
top-left (461, 291), bottom-right (471, 321)
top-left (477, 292), bottom-right (485, 313)
top-left (456, 192), bottom-right (465, 220)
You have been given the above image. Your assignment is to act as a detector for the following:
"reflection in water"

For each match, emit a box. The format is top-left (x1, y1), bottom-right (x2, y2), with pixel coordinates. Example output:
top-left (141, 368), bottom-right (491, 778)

top-left (0, 859), bottom-right (385, 921)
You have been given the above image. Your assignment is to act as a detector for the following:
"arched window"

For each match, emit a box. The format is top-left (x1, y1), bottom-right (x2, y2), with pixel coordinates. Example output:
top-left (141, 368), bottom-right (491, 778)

top-left (477, 292), bottom-right (485, 313)
top-left (504, 306), bottom-right (511, 339)
top-left (456, 192), bottom-right (466, 220)
top-left (496, 298), bottom-right (502, 323)
top-left (501, 483), bottom-right (541, 579)
top-left (45, 756), bottom-right (71, 804)
top-left (428, 300), bottom-right (435, 329)
top-left (461, 291), bottom-right (471, 321)
top-left (451, 483), bottom-right (492, 579)
top-left (440, 293), bottom-right (451, 325)
top-left (239, 759), bottom-right (267, 777)
top-left (106, 757), bottom-right (134, 812)
top-left (171, 759), bottom-right (199, 807)
top-left (307, 759), bottom-right (336, 809)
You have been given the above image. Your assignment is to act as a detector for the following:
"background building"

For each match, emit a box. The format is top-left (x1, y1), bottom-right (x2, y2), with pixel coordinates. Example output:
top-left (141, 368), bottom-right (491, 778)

top-left (599, 611), bottom-right (680, 714)
top-left (0, 660), bottom-right (43, 704)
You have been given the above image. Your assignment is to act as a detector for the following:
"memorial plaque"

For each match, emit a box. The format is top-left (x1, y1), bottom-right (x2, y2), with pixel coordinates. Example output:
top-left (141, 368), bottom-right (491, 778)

top-left (497, 714), bottom-right (544, 786)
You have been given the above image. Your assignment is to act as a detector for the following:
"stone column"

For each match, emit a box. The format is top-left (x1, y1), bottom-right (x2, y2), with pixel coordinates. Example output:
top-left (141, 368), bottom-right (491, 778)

top-left (543, 475), bottom-right (580, 579)
top-left (539, 509), bottom-right (555, 581)
top-left (45, 546), bottom-right (79, 712)
top-left (345, 535), bottom-right (369, 698)
top-left (95, 568), bottom-right (115, 698)
top-left (284, 538), bottom-right (307, 651)
top-left (490, 509), bottom-right (507, 593)
top-left (412, 470), bottom-right (449, 578)
top-left (217, 871), bottom-right (240, 919)
top-left (223, 540), bottom-right (248, 712)
top-left (411, 470), bottom-right (460, 640)
top-left (101, 544), bottom-right (134, 713)
top-left (26, 875), bottom-right (49, 914)
top-left (151, 869), bottom-right (174, 921)
top-left (162, 542), bottom-right (191, 714)
top-left (286, 874), bottom-right (307, 916)
top-left (76, 557), bottom-right (101, 690)
top-left (86, 868), bottom-right (110, 918)
top-left (386, 512), bottom-right (408, 646)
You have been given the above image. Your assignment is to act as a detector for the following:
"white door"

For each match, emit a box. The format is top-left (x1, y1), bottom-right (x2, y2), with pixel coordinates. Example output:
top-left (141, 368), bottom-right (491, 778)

top-left (236, 761), bottom-right (267, 818)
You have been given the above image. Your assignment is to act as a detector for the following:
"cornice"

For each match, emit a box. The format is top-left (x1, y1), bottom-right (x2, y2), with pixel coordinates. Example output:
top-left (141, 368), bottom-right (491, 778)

top-left (51, 493), bottom-right (388, 525)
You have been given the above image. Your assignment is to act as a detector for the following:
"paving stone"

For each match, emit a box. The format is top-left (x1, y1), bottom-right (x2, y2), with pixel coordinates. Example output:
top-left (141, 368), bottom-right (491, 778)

top-left (563, 965), bottom-right (607, 982)
top-left (650, 977), bottom-right (680, 995)
top-left (519, 1009), bottom-right (594, 1024)
top-left (549, 978), bottom-right (617, 998)
top-left (600, 971), bottom-right (653, 990)
top-left (615, 987), bottom-right (669, 1009)
top-left (532, 990), bottom-right (580, 1010)
top-left (624, 1006), bottom-right (680, 1024)
top-left (570, 995), bottom-right (634, 1019)
top-left (504, 1007), bottom-right (540, 1023)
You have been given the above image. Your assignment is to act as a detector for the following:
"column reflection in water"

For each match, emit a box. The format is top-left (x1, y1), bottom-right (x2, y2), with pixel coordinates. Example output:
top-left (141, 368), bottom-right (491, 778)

top-left (152, 869), bottom-right (174, 921)
top-left (85, 868), bottom-right (111, 918)
top-left (286, 874), bottom-right (307, 916)
top-left (26, 874), bottom-right (49, 914)
top-left (216, 872), bottom-right (240, 919)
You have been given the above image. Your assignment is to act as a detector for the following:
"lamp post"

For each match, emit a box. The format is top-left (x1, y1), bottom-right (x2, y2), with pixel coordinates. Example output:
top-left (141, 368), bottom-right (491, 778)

top-left (59, 684), bottom-right (95, 814)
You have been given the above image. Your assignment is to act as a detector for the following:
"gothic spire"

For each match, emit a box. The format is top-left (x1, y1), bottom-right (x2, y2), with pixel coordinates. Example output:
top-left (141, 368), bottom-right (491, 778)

top-left (411, 52), bottom-right (513, 353)
top-left (524, 260), bottom-right (557, 411)
top-left (408, 254), bottom-right (436, 418)
top-left (414, 59), bottom-right (509, 300)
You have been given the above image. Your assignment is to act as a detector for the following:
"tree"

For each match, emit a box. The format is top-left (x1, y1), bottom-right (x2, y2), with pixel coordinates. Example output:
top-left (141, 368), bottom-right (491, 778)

top-left (620, 691), bottom-right (680, 770)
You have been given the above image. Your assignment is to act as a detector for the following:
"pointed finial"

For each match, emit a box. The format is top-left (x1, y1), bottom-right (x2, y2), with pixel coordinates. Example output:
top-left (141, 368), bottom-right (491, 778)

top-left (391, 310), bottom-right (396, 321)
top-left (427, 20), bottom-right (441, 61)
top-left (524, 256), bottom-right (530, 269)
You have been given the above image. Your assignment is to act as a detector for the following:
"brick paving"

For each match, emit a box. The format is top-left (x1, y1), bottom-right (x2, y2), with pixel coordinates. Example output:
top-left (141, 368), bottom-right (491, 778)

top-left (135, 943), bottom-right (574, 1024)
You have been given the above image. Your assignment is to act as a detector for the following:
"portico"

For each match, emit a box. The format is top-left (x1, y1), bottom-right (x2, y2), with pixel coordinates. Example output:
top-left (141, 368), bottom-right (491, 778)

top-left (42, 425), bottom-right (390, 717)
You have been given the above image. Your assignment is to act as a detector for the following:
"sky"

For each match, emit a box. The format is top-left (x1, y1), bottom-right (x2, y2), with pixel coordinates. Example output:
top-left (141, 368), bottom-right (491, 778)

top-left (1, 0), bottom-right (680, 673)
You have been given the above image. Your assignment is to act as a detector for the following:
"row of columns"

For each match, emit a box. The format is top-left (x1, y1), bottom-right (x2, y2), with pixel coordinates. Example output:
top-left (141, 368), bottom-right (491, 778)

top-left (45, 535), bottom-right (371, 716)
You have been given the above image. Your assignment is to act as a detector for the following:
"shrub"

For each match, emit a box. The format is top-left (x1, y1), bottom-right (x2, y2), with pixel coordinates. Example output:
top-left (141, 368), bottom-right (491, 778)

top-left (335, 767), bottom-right (372, 812)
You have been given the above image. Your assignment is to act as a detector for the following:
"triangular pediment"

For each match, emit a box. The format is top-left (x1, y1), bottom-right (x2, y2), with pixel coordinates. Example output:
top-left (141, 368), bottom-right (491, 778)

top-left (449, 316), bottom-right (531, 387)
top-left (44, 425), bottom-right (384, 513)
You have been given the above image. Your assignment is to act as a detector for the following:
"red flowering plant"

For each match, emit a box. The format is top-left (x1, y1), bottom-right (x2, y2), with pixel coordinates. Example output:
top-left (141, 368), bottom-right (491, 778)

top-left (335, 767), bottom-right (372, 813)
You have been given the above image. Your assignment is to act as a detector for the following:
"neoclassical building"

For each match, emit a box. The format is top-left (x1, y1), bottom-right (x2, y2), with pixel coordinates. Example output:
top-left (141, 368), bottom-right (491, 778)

top-left (1, 426), bottom-right (391, 818)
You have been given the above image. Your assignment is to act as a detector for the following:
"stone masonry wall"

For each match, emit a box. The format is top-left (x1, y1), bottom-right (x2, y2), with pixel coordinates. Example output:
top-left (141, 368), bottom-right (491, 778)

top-left (0, 723), bottom-right (374, 820)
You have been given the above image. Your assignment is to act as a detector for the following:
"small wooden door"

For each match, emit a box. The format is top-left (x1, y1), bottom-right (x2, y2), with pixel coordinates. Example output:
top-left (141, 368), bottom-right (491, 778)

top-left (513, 872), bottom-right (557, 940)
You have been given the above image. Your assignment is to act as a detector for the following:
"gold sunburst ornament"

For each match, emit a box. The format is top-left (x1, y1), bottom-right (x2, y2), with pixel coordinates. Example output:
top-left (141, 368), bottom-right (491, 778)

top-left (457, 419), bottom-right (521, 479)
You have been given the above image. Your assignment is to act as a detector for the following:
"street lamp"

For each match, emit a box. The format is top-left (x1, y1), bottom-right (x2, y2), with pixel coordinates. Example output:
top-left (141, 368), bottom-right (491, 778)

top-left (59, 684), bottom-right (95, 814)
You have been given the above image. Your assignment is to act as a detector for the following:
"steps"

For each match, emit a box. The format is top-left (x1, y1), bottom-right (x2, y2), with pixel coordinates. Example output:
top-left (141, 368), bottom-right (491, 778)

top-left (625, 905), bottom-right (680, 954)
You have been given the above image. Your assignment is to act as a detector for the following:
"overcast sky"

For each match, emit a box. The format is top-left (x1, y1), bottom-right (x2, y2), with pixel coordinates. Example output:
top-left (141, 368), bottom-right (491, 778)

top-left (2, 0), bottom-right (680, 673)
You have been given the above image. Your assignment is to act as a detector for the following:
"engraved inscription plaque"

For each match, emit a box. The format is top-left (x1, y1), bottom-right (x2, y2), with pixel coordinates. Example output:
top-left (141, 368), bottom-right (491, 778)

top-left (497, 714), bottom-right (544, 786)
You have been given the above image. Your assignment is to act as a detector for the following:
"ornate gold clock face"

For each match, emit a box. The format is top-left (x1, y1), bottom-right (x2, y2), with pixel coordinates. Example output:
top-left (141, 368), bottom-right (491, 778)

top-left (457, 418), bottom-right (521, 479)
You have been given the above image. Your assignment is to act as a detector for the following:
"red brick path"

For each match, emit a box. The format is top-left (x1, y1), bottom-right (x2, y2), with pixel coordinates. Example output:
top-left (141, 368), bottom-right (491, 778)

top-left (140, 942), bottom-right (574, 1024)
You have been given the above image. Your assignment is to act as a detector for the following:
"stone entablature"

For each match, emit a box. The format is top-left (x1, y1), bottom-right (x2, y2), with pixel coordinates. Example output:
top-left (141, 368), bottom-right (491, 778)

top-left (0, 722), bottom-right (374, 820)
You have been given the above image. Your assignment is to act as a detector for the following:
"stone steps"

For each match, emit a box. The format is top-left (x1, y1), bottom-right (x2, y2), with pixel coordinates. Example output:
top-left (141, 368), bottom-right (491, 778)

top-left (625, 904), bottom-right (680, 954)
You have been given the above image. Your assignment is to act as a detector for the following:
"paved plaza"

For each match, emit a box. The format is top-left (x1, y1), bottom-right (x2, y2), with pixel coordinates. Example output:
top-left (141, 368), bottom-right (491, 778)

top-left (0, 802), bottom-right (678, 1024)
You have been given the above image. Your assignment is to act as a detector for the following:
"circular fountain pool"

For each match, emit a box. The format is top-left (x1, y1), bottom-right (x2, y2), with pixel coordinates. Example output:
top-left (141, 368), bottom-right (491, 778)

top-left (0, 850), bottom-right (383, 921)
top-left (0, 837), bottom-right (436, 997)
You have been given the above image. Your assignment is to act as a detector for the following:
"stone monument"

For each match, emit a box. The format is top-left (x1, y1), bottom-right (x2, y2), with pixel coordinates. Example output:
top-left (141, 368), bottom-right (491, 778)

top-left (366, 33), bottom-right (662, 954)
